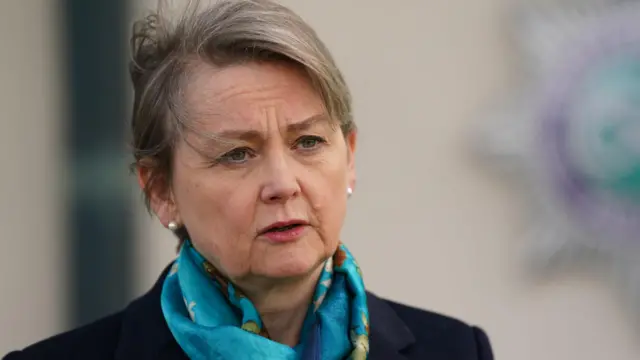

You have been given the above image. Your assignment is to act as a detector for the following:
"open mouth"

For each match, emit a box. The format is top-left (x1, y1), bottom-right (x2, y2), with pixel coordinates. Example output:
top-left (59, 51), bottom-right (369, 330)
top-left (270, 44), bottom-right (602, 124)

top-left (268, 224), bottom-right (301, 232)
top-left (261, 221), bottom-right (307, 234)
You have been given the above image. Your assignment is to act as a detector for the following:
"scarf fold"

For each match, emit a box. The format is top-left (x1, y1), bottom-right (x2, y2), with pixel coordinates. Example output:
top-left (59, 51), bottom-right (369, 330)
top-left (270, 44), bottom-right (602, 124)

top-left (161, 241), bottom-right (369, 360)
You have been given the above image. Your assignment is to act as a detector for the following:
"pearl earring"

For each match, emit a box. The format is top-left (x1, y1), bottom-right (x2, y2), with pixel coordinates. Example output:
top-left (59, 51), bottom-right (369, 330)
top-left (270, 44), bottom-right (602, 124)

top-left (347, 187), bottom-right (353, 198)
top-left (168, 221), bottom-right (179, 231)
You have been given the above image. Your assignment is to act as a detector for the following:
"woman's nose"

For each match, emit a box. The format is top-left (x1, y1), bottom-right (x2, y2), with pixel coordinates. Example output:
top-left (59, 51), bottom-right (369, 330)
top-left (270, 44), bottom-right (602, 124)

top-left (259, 153), bottom-right (301, 204)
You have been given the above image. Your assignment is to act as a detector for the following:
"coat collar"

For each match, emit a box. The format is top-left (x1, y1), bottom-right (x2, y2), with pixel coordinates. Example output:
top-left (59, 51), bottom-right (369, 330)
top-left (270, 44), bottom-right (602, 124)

top-left (366, 292), bottom-right (415, 360)
top-left (114, 265), bottom-right (415, 360)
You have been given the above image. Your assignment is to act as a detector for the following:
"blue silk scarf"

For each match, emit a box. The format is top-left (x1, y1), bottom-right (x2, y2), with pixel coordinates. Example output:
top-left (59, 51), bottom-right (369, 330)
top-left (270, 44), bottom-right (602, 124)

top-left (161, 240), bottom-right (370, 360)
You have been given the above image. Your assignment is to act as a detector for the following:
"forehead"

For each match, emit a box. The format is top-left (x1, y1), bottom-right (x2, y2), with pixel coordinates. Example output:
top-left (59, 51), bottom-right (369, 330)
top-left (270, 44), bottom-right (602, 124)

top-left (184, 61), bottom-right (325, 131)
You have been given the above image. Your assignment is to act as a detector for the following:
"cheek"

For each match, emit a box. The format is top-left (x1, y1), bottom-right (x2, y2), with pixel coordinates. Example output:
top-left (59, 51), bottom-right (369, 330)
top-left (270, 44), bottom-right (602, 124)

top-left (304, 152), bottom-right (349, 241)
top-left (174, 163), bottom-right (247, 223)
top-left (173, 171), bottom-right (258, 272)
top-left (312, 186), bottom-right (347, 252)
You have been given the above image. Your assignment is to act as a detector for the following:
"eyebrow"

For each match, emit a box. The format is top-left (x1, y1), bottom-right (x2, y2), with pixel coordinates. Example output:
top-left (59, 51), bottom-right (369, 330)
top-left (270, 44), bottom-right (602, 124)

top-left (213, 113), bottom-right (331, 141)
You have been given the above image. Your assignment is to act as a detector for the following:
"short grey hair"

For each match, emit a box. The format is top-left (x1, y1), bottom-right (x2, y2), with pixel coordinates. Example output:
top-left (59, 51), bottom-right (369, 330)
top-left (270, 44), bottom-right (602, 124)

top-left (129, 0), bottom-right (355, 211)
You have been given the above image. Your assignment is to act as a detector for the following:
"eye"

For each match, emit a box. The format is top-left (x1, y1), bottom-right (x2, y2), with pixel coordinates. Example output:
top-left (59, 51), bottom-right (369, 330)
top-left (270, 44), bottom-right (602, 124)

top-left (218, 147), bottom-right (254, 164)
top-left (295, 135), bottom-right (326, 151)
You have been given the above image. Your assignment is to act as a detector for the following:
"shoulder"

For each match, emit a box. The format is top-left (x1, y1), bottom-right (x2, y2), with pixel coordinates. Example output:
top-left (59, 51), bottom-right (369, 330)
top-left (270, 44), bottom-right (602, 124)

top-left (3, 312), bottom-right (125, 360)
top-left (368, 292), bottom-right (494, 360)
top-left (391, 299), bottom-right (491, 353)
top-left (388, 297), bottom-right (490, 340)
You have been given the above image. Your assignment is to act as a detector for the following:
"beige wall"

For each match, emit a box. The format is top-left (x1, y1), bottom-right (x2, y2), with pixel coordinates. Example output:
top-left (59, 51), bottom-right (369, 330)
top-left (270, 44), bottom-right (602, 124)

top-left (0, 0), bottom-right (67, 354)
top-left (3, 0), bottom-right (640, 359)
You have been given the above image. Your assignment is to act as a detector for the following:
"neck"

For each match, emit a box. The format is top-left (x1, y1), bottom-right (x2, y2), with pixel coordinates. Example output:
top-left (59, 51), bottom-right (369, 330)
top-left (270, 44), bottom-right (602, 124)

top-left (237, 264), bottom-right (324, 347)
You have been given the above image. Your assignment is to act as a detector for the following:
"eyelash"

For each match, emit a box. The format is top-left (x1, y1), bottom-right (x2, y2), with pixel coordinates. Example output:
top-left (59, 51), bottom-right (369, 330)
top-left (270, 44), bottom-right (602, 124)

top-left (294, 135), bottom-right (327, 151)
top-left (213, 135), bottom-right (327, 166)
top-left (216, 147), bottom-right (255, 166)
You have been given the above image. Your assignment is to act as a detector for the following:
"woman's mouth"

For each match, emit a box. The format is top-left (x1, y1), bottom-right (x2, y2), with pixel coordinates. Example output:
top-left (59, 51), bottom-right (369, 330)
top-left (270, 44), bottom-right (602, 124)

top-left (259, 221), bottom-right (309, 243)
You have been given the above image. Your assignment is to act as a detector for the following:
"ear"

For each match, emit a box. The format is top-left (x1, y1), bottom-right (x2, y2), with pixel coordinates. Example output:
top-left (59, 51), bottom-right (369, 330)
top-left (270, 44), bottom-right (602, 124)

top-left (345, 130), bottom-right (357, 191)
top-left (137, 165), bottom-right (180, 228)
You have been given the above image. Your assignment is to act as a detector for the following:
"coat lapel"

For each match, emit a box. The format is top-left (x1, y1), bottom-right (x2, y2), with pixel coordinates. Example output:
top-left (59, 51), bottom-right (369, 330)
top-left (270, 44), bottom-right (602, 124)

top-left (114, 265), bottom-right (188, 360)
top-left (366, 292), bottom-right (415, 360)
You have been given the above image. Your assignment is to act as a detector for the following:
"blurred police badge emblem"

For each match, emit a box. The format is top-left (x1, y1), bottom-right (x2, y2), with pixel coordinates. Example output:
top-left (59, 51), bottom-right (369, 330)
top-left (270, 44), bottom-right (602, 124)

top-left (479, 0), bottom-right (640, 315)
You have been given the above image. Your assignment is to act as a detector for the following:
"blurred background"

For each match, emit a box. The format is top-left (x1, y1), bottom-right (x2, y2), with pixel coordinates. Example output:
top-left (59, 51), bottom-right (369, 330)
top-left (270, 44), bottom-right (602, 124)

top-left (1, 0), bottom-right (640, 359)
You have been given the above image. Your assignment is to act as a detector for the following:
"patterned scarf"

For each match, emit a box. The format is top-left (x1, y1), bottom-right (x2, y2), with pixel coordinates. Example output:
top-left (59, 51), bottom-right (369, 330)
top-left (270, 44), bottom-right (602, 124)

top-left (161, 240), bottom-right (369, 360)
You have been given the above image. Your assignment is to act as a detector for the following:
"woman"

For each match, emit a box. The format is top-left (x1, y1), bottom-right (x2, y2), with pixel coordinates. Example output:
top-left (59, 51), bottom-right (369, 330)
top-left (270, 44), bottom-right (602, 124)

top-left (4, 0), bottom-right (494, 359)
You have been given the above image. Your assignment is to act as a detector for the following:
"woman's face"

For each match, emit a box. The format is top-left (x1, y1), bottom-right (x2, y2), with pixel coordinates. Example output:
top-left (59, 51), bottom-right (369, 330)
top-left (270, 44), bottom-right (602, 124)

top-left (151, 62), bottom-right (356, 285)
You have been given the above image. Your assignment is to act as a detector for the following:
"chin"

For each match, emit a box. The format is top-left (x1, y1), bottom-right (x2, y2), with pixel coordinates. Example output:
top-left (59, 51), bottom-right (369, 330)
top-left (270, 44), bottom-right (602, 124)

top-left (263, 255), bottom-right (323, 279)
top-left (257, 241), bottom-right (328, 279)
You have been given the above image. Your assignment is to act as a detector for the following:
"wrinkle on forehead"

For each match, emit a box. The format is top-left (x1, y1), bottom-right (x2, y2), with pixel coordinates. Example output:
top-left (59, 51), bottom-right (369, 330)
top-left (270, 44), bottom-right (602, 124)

top-left (176, 61), bottom-right (331, 155)
top-left (184, 61), bottom-right (317, 114)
